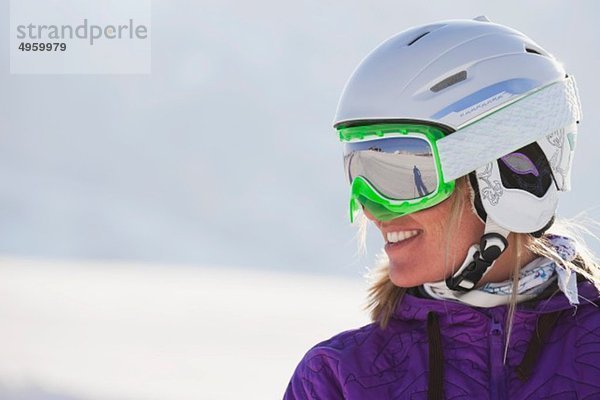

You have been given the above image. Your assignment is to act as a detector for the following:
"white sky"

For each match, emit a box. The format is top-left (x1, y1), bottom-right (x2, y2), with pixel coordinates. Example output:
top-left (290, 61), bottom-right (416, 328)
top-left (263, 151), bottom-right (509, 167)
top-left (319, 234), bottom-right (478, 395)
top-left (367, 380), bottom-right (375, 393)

top-left (1, 0), bottom-right (599, 277)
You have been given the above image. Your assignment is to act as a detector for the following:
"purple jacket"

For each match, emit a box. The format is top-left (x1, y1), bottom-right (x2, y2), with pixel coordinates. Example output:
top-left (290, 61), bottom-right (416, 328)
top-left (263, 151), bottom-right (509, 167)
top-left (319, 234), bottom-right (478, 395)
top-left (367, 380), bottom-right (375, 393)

top-left (284, 280), bottom-right (600, 399)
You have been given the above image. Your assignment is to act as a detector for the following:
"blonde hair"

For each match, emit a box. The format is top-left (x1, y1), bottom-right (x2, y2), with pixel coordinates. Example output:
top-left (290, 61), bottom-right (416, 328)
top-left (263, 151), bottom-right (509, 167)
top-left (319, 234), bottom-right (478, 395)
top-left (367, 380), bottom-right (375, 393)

top-left (358, 177), bottom-right (600, 343)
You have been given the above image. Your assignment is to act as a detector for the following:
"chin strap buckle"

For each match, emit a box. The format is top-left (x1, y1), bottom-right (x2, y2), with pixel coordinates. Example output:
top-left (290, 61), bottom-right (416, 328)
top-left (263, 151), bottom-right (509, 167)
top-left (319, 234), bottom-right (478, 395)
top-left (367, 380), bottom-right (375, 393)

top-left (446, 232), bottom-right (509, 292)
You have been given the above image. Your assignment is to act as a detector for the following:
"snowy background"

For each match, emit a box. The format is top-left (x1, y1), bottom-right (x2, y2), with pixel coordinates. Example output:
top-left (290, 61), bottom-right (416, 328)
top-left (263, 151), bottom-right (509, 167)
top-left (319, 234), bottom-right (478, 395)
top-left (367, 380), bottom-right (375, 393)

top-left (0, 0), bottom-right (599, 399)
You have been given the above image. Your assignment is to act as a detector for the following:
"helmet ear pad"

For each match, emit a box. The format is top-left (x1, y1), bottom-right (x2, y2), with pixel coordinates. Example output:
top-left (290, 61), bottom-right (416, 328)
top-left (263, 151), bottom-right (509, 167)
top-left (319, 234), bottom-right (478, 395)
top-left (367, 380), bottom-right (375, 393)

top-left (467, 142), bottom-right (558, 234)
top-left (467, 172), bottom-right (487, 223)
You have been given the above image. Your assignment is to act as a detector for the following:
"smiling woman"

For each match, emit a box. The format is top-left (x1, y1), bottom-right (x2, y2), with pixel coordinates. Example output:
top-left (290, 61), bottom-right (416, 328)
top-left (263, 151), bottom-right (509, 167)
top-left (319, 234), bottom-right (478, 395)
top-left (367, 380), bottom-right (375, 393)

top-left (363, 177), bottom-right (501, 290)
top-left (284, 16), bottom-right (600, 400)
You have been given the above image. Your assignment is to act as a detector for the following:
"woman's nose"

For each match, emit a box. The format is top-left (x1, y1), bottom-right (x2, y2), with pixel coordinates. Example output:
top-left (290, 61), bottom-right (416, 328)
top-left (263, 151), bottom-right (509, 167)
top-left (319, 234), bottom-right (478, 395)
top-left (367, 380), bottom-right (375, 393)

top-left (362, 207), bottom-right (383, 227)
top-left (363, 207), bottom-right (375, 221)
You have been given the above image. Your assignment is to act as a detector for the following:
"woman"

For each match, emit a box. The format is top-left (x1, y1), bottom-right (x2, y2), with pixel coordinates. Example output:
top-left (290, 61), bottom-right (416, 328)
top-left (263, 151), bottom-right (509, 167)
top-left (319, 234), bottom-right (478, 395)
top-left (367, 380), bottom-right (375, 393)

top-left (284, 17), bottom-right (600, 399)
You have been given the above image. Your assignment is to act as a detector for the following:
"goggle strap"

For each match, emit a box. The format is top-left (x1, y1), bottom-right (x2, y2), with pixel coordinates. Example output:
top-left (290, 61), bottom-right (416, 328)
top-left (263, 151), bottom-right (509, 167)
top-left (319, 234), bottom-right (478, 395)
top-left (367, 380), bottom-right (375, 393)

top-left (438, 76), bottom-right (581, 183)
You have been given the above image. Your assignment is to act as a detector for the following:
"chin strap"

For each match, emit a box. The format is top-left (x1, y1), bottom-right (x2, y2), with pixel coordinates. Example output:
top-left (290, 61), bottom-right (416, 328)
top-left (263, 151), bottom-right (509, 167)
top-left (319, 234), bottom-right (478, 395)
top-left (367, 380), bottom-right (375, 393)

top-left (445, 217), bottom-right (510, 292)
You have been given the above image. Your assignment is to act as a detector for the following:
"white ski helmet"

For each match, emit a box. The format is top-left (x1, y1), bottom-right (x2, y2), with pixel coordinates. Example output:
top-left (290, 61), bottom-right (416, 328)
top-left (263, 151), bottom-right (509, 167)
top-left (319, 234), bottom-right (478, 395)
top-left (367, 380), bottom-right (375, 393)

top-left (334, 17), bottom-right (582, 291)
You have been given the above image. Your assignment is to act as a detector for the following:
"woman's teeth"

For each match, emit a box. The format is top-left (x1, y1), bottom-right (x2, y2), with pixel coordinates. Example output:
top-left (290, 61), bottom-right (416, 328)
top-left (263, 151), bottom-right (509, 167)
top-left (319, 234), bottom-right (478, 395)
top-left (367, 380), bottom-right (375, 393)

top-left (386, 230), bottom-right (419, 243)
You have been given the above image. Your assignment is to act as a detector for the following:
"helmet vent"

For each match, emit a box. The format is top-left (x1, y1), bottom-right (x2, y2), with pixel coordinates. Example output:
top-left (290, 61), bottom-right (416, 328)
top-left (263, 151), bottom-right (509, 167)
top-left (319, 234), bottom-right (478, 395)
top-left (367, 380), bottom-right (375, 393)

top-left (430, 71), bottom-right (467, 93)
top-left (525, 47), bottom-right (543, 55)
top-left (407, 31), bottom-right (430, 46)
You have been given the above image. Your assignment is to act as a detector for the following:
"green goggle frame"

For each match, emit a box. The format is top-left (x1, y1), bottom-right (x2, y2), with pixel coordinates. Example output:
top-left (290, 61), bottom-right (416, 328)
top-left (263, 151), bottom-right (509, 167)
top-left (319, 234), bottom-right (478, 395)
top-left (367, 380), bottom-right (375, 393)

top-left (338, 123), bottom-right (456, 223)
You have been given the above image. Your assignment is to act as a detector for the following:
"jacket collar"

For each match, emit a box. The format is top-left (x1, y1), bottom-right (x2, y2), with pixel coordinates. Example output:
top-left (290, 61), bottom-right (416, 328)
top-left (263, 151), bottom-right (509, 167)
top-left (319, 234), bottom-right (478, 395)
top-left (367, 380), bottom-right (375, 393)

top-left (393, 279), bottom-right (600, 323)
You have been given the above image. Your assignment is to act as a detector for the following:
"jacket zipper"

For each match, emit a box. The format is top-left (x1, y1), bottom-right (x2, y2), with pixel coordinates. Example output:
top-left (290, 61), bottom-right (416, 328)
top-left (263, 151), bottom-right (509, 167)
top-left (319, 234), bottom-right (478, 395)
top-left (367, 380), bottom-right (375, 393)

top-left (489, 311), bottom-right (506, 400)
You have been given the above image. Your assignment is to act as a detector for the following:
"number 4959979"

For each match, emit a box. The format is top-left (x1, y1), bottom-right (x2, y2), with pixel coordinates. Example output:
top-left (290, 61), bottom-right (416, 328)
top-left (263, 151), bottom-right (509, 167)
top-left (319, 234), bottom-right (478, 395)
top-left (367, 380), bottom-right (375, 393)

top-left (18, 42), bottom-right (66, 51)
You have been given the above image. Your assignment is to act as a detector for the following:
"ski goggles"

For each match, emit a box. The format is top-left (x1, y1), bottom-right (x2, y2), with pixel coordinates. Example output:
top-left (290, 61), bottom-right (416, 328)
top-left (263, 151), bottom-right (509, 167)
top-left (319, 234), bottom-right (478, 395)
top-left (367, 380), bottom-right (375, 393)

top-left (339, 124), bottom-right (455, 222)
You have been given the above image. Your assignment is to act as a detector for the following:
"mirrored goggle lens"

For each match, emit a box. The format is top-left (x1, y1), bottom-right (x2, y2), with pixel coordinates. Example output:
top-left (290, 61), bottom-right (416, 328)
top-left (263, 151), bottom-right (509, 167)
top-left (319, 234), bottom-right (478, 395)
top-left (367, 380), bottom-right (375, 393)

top-left (343, 136), bottom-right (439, 200)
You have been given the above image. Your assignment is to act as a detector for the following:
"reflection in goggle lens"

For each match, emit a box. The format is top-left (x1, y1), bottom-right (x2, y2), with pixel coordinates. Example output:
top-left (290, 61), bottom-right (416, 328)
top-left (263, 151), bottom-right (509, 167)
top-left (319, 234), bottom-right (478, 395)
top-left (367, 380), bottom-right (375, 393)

top-left (344, 136), bottom-right (438, 200)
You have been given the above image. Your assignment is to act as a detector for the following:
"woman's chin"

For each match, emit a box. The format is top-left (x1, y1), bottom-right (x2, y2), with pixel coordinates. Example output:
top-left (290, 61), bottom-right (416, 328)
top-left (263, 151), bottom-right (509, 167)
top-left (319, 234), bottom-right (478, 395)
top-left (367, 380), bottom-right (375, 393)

top-left (388, 262), bottom-right (426, 288)
top-left (388, 259), bottom-right (446, 288)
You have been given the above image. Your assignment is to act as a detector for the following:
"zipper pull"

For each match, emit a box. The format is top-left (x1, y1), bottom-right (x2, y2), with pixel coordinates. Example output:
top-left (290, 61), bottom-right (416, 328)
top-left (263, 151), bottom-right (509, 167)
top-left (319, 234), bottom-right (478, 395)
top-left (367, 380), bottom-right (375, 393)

top-left (490, 316), bottom-right (503, 336)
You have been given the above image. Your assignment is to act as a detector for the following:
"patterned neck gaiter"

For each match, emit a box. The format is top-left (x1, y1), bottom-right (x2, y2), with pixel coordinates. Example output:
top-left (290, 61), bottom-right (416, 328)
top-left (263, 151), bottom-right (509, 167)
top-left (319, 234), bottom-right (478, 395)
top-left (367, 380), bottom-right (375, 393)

top-left (421, 234), bottom-right (580, 308)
